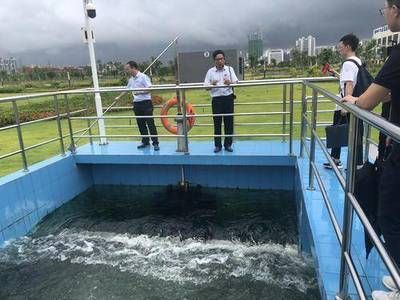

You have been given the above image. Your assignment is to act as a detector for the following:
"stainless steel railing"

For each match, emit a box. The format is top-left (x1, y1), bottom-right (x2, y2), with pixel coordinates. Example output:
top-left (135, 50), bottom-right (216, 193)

top-left (302, 81), bottom-right (400, 300)
top-left (0, 76), bottom-right (398, 300)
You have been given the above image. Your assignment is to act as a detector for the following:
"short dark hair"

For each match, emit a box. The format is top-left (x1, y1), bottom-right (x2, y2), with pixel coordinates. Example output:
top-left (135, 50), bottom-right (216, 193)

top-left (212, 50), bottom-right (225, 60)
top-left (340, 34), bottom-right (360, 51)
top-left (387, 0), bottom-right (400, 7)
top-left (126, 61), bottom-right (138, 69)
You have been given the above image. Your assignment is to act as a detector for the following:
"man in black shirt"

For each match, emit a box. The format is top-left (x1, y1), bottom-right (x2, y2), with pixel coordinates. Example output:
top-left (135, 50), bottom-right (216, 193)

top-left (343, 1), bottom-right (400, 298)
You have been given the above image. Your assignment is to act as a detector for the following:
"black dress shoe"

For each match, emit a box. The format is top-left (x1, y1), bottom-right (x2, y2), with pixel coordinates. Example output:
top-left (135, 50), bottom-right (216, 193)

top-left (153, 144), bottom-right (160, 151)
top-left (224, 146), bottom-right (233, 152)
top-left (137, 143), bottom-right (150, 149)
top-left (214, 147), bottom-right (222, 153)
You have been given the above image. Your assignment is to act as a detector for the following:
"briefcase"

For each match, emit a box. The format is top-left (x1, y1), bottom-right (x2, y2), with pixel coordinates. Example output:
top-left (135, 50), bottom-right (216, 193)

top-left (325, 123), bottom-right (349, 148)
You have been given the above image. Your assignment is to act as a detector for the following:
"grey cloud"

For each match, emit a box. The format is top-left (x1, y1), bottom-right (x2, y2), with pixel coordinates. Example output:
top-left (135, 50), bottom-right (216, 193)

top-left (0, 0), bottom-right (386, 65)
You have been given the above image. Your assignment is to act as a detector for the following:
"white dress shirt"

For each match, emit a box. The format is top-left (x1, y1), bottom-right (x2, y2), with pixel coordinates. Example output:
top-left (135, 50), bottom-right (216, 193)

top-left (126, 72), bottom-right (152, 102)
top-left (204, 66), bottom-right (238, 98)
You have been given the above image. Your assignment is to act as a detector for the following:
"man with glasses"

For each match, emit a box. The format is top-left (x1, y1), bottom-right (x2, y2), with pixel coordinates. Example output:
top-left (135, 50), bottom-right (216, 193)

top-left (323, 33), bottom-right (363, 169)
top-left (204, 50), bottom-right (238, 153)
top-left (343, 1), bottom-right (400, 299)
top-left (116, 61), bottom-right (160, 151)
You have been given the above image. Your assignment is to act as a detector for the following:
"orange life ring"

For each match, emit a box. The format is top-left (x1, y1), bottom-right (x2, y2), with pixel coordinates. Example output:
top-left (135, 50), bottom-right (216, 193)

top-left (160, 97), bottom-right (196, 134)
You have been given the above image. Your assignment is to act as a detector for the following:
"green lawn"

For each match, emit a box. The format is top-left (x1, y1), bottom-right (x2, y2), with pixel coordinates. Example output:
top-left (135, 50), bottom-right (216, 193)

top-left (0, 81), bottom-right (380, 177)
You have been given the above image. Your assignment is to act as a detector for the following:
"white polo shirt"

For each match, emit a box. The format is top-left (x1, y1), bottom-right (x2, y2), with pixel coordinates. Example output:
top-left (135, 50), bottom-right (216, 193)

top-left (337, 56), bottom-right (361, 110)
top-left (204, 66), bottom-right (238, 98)
top-left (127, 72), bottom-right (152, 102)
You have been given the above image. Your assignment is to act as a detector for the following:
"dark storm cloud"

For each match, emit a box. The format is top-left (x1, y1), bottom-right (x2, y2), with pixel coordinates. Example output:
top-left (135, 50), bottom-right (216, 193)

top-left (0, 0), bottom-right (385, 65)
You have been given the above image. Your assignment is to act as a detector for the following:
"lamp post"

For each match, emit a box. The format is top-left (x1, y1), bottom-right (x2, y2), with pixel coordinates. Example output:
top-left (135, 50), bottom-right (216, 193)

top-left (82, 0), bottom-right (107, 145)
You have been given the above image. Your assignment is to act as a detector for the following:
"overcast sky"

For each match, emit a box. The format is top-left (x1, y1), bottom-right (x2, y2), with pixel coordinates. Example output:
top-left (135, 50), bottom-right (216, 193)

top-left (0, 0), bottom-right (385, 66)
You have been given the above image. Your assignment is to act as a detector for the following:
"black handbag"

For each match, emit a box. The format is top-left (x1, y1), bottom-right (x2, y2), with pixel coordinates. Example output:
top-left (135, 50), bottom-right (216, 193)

top-left (325, 123), bottom-right (349, 148)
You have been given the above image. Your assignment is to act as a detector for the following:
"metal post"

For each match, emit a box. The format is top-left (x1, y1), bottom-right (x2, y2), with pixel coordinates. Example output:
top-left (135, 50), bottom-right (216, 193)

top-left (53, 95), bottom-right (65, 156)
top-left (174, 38), bottom-right (185, 152)
top-left (300, 83), bottom-right (307, 158)
top-left (282, 84), bottom-right (287, 142)
top-left (82, 0), bottom-right (107, 145)
top-left (84, 94), bottom-right (94, 145)
top-left (12, 101), bottom-right (28, 171)
top-left (181, 89), bottom-right (189, 154)
top-left (65, 94), bottom-right (76, 154)
top-left (364, 123), bottom-right (371, 162)
top-left (337, 114), bottom-right (359, 300)
top-left (308, 89), bottom-right (318, 190)
top-left (289, 83), bottom-right (294, 155)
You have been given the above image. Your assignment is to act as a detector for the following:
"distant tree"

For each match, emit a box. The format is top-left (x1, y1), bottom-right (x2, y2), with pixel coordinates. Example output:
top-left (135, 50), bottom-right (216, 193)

top-left (248, 55), bottom-right (258, 70)
top-left (357, 40), bottom-right (377, 67)
top-left (317, 48), bottom-right (341, 66)
top-left (0, 70), bottom-right (7, 86)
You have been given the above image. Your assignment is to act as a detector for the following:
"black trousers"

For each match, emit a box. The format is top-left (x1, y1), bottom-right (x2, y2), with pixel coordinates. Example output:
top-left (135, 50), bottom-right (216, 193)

top-left (212, 94), bottom-right (234, 148)
top-left (331, 110), bottom-right (363, 165)
top-left (133, 100), bottom-right (159, 145)
top-left (378, 147), bottom-right (400, 268)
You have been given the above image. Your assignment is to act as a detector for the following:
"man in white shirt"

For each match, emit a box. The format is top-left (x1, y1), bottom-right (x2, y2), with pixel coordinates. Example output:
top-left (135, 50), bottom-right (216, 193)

top-left (204, 50), bottom-right (239, 153)
top-left (324, 34), bottom-right (362, 169)
top-left (116, 61), bottom-right (159, 150)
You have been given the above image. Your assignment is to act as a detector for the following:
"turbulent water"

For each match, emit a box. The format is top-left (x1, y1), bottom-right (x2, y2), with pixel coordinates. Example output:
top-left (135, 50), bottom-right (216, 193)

top-left (0, 186), bottom-right (320, 300)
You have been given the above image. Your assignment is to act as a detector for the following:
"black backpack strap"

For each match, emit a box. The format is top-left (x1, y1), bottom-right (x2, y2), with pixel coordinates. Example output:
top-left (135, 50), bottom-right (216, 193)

top-left (345, 59), bottom-right (362, 69)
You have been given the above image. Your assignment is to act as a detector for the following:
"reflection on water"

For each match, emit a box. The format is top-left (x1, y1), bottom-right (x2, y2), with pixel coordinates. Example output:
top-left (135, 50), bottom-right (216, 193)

top-left (0, 185), bottom-right (320, 300)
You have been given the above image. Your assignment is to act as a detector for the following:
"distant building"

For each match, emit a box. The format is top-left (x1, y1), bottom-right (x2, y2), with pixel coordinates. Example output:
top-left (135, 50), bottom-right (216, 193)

top-left (373, 25), bottom-right (399, 47)
top-left (248, 31), bottom-right (264, 60)
top-left (295, 35), bottom-right (316, 57)
top-left (283, 49), bottom-right (292, 62)
top-left (372, 25), bottom-right (399, 60)
top-left (265, 49), bottom-right (284, 65)
top-left (0, 57), bottom-right (17, 73)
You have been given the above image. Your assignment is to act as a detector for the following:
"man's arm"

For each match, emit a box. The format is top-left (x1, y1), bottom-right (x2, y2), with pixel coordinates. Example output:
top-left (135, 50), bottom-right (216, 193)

top-left (342, 83), bottom-right (391, 110)
top-left (134, 75), bottom-right (152, 95)
top-left (344, 81), bottom-right (354, 97)
top-left (328, 67), bottom-right (340, 79)
top-left (204, 70), bottom-right (215, 90)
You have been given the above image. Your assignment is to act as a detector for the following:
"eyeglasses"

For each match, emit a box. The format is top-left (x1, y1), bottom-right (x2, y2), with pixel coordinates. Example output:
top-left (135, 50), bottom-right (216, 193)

top-left (379, 7), bottom-right (387, 16)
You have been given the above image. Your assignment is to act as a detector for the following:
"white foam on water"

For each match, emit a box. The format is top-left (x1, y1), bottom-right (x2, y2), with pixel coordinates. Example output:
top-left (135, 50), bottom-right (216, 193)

top-left (0, 229), bottom-right (316, 293)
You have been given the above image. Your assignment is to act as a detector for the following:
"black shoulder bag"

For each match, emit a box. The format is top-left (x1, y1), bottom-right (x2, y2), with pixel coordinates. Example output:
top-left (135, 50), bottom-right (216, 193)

top-left (228, 66), bottom-right (237, 100)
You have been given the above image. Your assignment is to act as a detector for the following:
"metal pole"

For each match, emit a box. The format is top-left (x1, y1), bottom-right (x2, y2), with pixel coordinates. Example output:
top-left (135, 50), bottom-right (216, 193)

top-left (181, 89), bottom-right (189, 153)
top-left (289, 83), bottom-right (294, 155)
top-left (337, 114), bottom-right (359, 300)
top-left (12, 101), bottom-right (28, 171)
top-left (364, 123), bottom-right (371, 162)
top-left (82, 0), bottom-right (107, 145)
top-left (174, 38), bottom-right (185, 152)
top-left (308, 89), bottom-right (318, 190)
top-left (300, 83), bottom-right (307, 158)
top-left (84, 94), bottom-right (94, 145)
top-left (53, 95), bottom-right (65, 156)
top-left (65, 94), bottom-right (76, 153)
top-left (143, 35), bottom-right (180, 74)
top-left (282, 84), bottom-right (287, 142)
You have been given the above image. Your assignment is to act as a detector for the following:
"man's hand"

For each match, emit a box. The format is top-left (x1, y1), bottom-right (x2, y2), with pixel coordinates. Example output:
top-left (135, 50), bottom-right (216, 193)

top-left (342, 95), bottom-right (358, 105)
top-left (211, 80), bottom-right (218, 86)
top-left (223, 79), bottom-right (231, 85)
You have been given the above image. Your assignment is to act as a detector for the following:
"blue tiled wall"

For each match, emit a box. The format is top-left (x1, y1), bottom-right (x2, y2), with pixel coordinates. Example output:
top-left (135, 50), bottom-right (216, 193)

top-left (0, 155), bottom-right (93, 246)
top-left (89, 164), bottom-right (296, 190)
